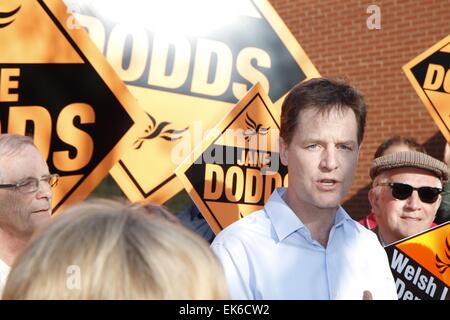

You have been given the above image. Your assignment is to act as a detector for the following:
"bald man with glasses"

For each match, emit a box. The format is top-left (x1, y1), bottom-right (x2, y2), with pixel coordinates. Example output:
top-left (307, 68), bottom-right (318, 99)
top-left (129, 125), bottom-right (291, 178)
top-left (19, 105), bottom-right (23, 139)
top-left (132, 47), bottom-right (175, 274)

top-left (368, 151), bottom-right (448, 246)
top-left (0, 134), bottom-right (58, 295)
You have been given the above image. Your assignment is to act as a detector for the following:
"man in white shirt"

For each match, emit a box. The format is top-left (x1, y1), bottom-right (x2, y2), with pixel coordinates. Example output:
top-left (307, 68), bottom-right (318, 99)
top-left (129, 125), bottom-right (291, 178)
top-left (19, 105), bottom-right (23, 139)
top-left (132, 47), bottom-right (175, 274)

top-left (211, 78), bottom-right (397, 300)
top-left (0, 134), bottom-right (57, 294)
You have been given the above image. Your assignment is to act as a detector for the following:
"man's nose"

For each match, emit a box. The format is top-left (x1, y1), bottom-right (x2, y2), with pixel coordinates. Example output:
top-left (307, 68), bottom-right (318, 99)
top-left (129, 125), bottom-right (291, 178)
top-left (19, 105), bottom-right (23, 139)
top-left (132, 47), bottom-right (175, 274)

top-left (36, 180), bottom-right (52, 200)
top-left (404, 190), bottom-right (421, 210)
top-left (320, 146), bottom-right (338, 171)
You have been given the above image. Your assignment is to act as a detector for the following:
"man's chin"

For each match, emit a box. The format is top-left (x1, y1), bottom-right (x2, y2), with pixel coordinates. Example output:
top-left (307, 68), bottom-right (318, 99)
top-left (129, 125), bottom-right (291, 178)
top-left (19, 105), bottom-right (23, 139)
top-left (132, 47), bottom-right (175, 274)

top-left (31, 209), bottom-right (51, 219)
top-left (312, 195), bottom-right (343, 210)
top-left (400, 226), bottom-right (426, 239)
top-left (30, 212), bottom-right (51, 228)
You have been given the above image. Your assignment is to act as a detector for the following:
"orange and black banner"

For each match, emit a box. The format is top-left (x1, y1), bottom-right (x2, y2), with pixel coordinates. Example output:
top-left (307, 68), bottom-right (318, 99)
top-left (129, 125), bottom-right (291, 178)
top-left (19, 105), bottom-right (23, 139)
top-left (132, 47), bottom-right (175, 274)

top-left (403, 35), bottom-right (450, 142)
top-left (176, 83), bottom-right (287, 233)
top-left (63, 0), bottom-right (318, 205)
top-left (0, 0), bottom-right (147, 212)
top-left (384, 222), bottom-right (450, 300)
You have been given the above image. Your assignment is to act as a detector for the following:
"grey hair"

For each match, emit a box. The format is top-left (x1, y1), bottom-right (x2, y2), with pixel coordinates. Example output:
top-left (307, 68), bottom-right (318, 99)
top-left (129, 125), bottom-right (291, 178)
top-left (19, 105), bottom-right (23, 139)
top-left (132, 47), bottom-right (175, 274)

top-left (0, 134), bottom-right (36, 158)
top-left (371, 172), bottom-right (389, 196)
top-left (0, 134), bottom-right (38, 182)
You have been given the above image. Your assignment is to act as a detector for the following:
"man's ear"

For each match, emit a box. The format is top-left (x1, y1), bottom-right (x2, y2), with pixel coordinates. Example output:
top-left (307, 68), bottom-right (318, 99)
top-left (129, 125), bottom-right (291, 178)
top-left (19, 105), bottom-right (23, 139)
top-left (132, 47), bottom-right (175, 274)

top-left (436, 193), bottom-right (443, 209)
top-left (279, 137), bottom-right (288, 166)
top-left (357, 142), bottom-right (363, 159)
top-left (368, 187), bottom-right (380, 214)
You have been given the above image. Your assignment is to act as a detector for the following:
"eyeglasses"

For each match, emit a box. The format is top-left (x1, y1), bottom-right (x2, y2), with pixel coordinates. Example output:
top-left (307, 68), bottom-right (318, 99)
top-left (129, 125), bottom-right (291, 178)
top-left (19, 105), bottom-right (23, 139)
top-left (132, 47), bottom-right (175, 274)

top-left (378, 182), bottom-right (442, 204)
top-left (0, 174), bottom-right (59, 193)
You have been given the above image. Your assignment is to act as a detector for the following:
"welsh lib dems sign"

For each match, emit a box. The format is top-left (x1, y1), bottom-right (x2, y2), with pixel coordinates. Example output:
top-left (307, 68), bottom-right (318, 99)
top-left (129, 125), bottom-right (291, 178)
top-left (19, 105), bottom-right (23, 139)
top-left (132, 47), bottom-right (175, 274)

top-left (385, 222), bottom-right (450, 300)
top-left (0, 0), bottom-right (147, 212)
top-left (65, 0), bottom-right (319, 204)
top-left (403, 35), bottom-right (450, 142)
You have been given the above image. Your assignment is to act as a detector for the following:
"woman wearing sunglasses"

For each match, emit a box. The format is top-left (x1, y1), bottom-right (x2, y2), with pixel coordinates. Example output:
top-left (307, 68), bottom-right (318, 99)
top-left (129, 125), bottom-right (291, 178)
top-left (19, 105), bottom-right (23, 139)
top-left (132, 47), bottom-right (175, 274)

top-left (368, 151), bottom-right (448, 246)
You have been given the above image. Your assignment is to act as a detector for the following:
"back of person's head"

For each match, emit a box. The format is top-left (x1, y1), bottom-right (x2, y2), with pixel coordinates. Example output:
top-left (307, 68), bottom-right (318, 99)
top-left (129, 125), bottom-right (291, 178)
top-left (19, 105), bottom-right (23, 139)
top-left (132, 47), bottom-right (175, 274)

top-left (2, 199), bottom-right (228, 300)
top-left (373, 135), bottom-right (426, 159)
top-left (280, 77), bottom-right (367, 146)
top-left (134, 202), bottom-right (180, 224)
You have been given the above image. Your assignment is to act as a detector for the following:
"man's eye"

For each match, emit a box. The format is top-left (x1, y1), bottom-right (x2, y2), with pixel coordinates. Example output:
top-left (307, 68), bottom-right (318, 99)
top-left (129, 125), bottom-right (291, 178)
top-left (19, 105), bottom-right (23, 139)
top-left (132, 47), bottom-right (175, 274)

top-left (306, 144), bottom-right (319, 150)
top-left (19, 179), bottom-right (35, 188)
top-left (338, 145), bottom-right (353, 151)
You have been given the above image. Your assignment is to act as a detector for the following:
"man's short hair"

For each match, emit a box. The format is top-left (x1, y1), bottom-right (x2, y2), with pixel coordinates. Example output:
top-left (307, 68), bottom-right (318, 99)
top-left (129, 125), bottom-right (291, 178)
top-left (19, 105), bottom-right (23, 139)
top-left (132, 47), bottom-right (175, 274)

top-left (373, 136), bottom-right (426, 159)
top-left (0, 134), bottom-right (37, 182)
top-left (280, 78), bottom-right (367, 146)
top-left (370, 151), bottom-right (449, 183)
top-left (0, 134), bottom-right (35, 158)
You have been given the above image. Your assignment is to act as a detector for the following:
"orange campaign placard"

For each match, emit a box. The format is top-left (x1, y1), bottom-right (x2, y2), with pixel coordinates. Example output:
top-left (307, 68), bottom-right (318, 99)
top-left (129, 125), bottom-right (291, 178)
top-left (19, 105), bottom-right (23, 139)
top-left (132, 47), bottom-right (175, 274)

top-left (63, 0), bottom-right (319, 205)
top-left (403, 35), bottom-right (450, 142)
top-left (0, 0), bottom-right (148, 213)
top-left (175, 83), bottom-right (287, 234)
top-left (384, 222), bottom-right (450, 300)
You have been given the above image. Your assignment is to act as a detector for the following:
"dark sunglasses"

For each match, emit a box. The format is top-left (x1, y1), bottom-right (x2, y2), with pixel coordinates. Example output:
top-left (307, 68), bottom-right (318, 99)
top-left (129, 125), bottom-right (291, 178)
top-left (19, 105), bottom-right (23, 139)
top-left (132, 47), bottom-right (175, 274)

top-left (378, 182), bottom-right (442, 204)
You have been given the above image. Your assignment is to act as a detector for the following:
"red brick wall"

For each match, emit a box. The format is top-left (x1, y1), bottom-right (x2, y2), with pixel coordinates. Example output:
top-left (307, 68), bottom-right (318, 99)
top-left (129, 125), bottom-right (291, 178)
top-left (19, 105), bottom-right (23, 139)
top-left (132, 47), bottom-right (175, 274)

top-left (269, 0), bottom-right (450, 219)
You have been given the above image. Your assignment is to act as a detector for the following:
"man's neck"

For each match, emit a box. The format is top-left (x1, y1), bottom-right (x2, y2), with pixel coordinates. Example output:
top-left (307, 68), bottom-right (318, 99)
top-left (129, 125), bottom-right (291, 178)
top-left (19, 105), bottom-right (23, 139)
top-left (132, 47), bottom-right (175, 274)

top-left (377, 228), bottom-right (397, 246)
top-left (0, 227), bottom-right (30, 266)
top-left (283, 190), bottom-right (338, 248)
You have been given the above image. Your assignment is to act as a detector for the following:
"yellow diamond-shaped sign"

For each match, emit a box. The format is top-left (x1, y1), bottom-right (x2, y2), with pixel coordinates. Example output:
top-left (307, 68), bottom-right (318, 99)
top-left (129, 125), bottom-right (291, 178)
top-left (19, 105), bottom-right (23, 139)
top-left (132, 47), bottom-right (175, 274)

top-left (403, 35), bottom-right (450, 142)
top-left (65, 0), bottom-right (318, 204)
top-left (175, 83), bottom-right (287, 233)
top-left (0, 0), bottom-right (147, 212)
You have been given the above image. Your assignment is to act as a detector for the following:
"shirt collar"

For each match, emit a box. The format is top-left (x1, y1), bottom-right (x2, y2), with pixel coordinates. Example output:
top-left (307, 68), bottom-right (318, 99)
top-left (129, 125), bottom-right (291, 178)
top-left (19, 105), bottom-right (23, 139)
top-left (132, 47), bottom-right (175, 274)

top-left (265, 188), bottom-right (359, 242)
top-left (335, 205), bottom-right (360, 233)
top-left (265, 188), bottom-right (304, 242)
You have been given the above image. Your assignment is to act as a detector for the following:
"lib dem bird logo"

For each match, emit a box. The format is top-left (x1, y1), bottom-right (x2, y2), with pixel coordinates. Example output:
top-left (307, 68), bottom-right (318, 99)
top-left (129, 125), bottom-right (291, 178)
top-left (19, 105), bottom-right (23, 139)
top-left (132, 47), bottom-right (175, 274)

top-left (435, 235), bottom-right (450, 274)
top-left (243, 113), bottom-right (270, 141)
top-left (0, 5), bottom-right (21, 29)
top-left (133, 113), bottom-right (189, 149)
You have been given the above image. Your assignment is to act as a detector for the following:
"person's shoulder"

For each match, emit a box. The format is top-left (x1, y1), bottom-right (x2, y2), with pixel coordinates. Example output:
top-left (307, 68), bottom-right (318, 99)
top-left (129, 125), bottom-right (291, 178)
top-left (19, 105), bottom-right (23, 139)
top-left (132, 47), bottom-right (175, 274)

top-left (346, 218), bottom-right (381, 245)
top-left (341, 219), bottom-right (390, 265)
top-left (212, 209), bottom-right (270, 245)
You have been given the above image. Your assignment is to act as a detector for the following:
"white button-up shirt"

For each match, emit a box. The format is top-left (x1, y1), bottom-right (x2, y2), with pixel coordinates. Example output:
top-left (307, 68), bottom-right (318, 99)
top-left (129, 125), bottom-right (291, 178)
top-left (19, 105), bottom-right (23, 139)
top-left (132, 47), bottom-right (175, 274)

top-left (211, 188), bottom-right (398, 300)
top-left (0, 258), bottom-right (10, 296)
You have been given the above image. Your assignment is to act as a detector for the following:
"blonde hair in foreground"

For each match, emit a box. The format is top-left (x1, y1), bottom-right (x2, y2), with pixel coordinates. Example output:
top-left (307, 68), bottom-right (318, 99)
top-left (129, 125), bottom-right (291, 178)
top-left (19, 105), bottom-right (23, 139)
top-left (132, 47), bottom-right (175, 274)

top-left (2, 199), bottom-right (228, 299)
